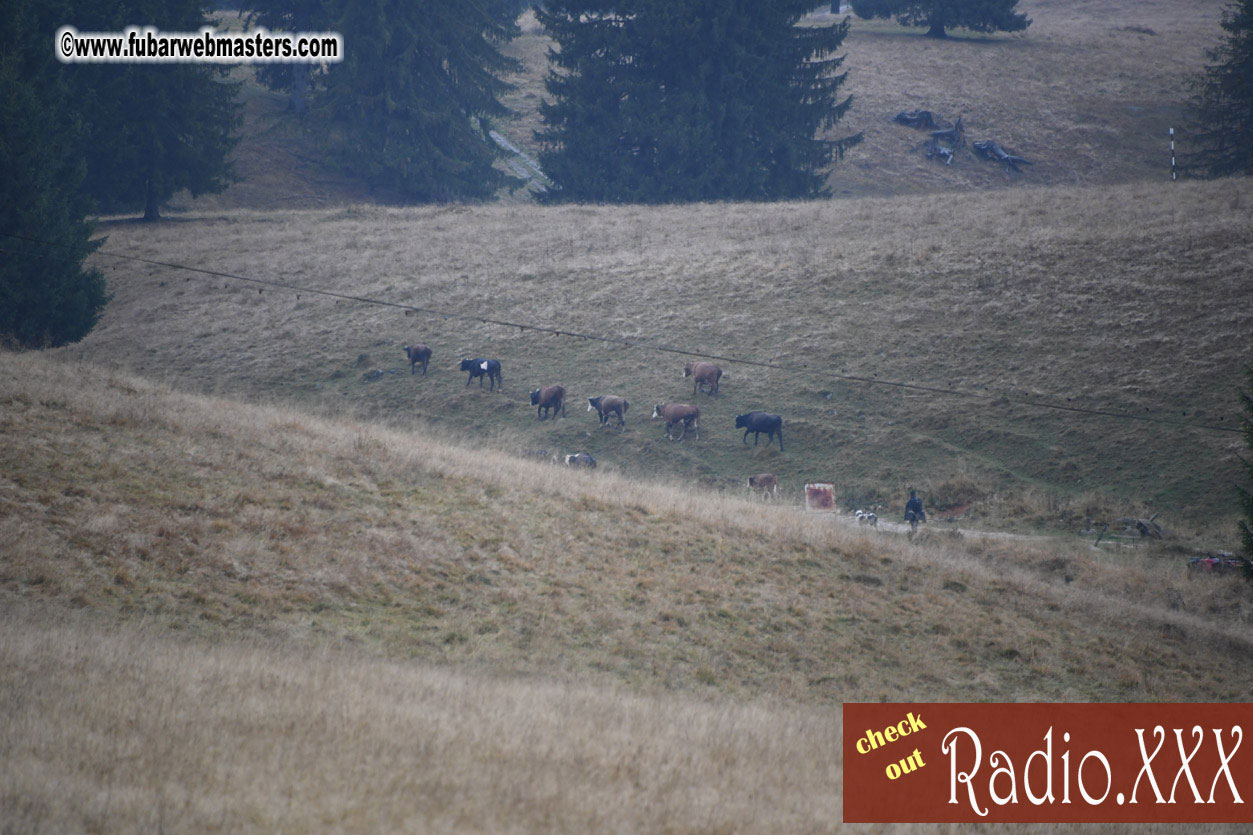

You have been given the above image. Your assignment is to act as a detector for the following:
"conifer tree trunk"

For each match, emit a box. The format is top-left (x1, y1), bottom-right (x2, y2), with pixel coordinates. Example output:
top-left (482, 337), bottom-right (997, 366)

top-left (143, 177), bottom-right (160, 221)
top-left (143, 168), bottom-right (160, 219)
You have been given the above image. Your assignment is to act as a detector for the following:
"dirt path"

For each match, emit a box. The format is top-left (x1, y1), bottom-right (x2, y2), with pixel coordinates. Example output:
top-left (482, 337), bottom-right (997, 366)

top-left (833, 512), bottom-right (1062, 544)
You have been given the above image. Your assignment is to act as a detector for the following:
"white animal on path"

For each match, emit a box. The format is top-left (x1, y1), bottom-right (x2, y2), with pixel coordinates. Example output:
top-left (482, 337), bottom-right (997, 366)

top-left (855, 510), bottom-right (878, 528)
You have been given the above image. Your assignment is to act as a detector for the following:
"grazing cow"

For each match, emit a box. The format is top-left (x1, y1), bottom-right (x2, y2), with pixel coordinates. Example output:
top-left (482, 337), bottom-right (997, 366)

top-left (683, 361), bottom-right (723, 396)
top-left (530, 385), bottom-right (566, 420)
top-left (747, 473), bottom-right (778, 500)
top-left (734, 412), bottom-right (783, 452)
top-left (651, 403), bottom-right (701, 441)
top-left (587, 395), bottom-right (628, 429)
top-left (564, 452), bottom-right (597, 468)
top-left (460, 358), bottom-right (502, 390)
top-left (855, 509), bottom-right (879, 528)
top-left (403, 343), bottom-right (432, 375)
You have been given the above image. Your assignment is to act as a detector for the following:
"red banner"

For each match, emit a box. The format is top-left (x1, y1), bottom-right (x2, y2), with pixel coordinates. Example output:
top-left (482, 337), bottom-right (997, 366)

top-left (843, 703), bottom-right (1253, 823)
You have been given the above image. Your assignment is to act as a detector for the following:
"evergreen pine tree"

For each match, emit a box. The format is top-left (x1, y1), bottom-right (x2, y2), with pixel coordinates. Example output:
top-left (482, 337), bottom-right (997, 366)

top-left (0, 0), bottom-right (107, 347)
top-left (537, 0), bottom-right (859, 203)
top-left (318, 0), bottom-right (521, 201)
top-left (850, 0), bottom-right (1029, 39)
top-left (1190, 0), bottom-right (1253, 177)
top-left (70, 0), bottom-right (241, 220)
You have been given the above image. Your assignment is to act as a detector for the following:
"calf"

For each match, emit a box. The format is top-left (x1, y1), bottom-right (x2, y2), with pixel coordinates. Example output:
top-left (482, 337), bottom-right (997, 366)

top-left (530, 385), bottom-right (566, 420)
top-left (587, 395), bottom-right (628, 429)
top-left (651, 403), bottom-right (701, 441)
top-left (403, 343), bottom-right (432, 375)
top-left (735, 411), bottom-right (783, 452)
top-left (747, 473), bottom-right (778, 500)
top-left (683, 361), bottom-right (723, 396)
top-left (460, 358), bottom-right (502, 390)
top-left (564, 452), bottom-right (597, 468)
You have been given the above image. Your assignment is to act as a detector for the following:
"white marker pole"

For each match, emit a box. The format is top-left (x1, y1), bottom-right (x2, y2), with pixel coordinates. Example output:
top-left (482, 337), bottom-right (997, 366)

top-left (1170, 127), bottom-right (1176, 181)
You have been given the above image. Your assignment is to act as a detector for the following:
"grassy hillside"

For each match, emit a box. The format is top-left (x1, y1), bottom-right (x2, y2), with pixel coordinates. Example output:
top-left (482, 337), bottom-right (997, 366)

top-left (67, 178), bottom-right (1253, 533)
top-left (3, 349), bottom-right (1253, 830)
top-left (17, 348), bottom-right (1251, 702)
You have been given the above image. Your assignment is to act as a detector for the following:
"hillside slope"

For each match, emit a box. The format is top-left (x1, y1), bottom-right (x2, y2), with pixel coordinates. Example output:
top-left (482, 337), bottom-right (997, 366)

top-left (66, 179), bottom-right (1253, 530)
top-left (4, 350), bottom-right (1251, 702)
top-left (5, 350), bottom-right (1252, 830)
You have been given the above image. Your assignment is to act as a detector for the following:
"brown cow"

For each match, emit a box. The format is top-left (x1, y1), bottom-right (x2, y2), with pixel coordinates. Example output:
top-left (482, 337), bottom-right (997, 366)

top-left (683, 361), bottom-right (722, 396)
top-left (403, 343), bottom-right (431, 375)
top-left (587, 395), bottom-right (628, 429)
top-left (651, 403), bottom-right (701, 441)
top-left (747, 473), bottom-right (778, 500)
top-left (530, 385), bottom-right (566, 420)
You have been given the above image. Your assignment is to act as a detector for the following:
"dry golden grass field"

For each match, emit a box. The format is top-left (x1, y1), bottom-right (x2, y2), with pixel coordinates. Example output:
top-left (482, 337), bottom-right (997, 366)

top-left (6, 0), bottom-right (1253, 830)
top-left (3, 351), bottom-right (1253, 831)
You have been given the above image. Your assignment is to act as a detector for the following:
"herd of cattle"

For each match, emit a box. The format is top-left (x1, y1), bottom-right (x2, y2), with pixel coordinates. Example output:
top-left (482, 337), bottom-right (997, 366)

top-left (404, 342), bottom-right (784, 489)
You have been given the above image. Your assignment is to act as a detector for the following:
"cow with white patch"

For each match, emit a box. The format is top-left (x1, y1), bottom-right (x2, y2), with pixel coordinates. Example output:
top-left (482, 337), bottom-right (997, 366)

top-left (530, 385), bottom-right (566, 420)
top-left (683, 361), bottom-right (723, 396)
top-left (651, 403), bottom-right (701, 441)
top-left (460, 358), bottom-right (502, 390)
top-left (587, 395), bottom-right (628, 429)
top-left (564, 452), bottom-right (597, 468)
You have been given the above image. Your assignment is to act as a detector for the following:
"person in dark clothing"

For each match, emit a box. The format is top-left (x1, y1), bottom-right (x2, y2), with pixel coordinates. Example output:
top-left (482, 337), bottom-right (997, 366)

top-left (905, 489), bottom-right (926, 533)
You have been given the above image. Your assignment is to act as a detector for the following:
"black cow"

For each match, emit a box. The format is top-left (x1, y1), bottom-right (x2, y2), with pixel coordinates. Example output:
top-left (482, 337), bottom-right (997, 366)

top-left (460, 358), bottom-right (502, 390)
top-left (734, 411), bottom-right (783, 452)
